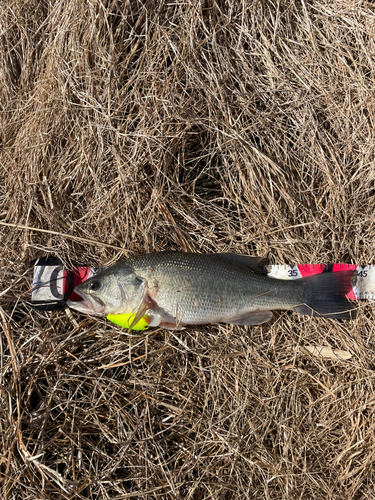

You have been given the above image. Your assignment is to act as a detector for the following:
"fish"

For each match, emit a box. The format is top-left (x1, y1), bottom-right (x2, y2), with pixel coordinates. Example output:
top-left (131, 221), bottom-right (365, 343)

top-left (66, 252), bottom-right (356, 329)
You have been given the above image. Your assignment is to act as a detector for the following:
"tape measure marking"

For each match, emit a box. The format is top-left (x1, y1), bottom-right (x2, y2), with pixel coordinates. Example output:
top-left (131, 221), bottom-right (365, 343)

top-left (267, 264), bottom-right (375, 300)
top-left (31, 263), bottom-right (100, 303)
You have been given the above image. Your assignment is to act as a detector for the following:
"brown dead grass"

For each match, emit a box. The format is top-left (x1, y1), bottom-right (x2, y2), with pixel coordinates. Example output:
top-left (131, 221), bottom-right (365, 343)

top-left (1, 0), bottom-right (375, 498)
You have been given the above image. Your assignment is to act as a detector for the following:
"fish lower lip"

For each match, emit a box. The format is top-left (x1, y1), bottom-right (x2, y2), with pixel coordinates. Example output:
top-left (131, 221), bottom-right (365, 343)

top-left (67, 299), bottom-right (94, 313)
top-left (67, 291), bottom-right (106, 315)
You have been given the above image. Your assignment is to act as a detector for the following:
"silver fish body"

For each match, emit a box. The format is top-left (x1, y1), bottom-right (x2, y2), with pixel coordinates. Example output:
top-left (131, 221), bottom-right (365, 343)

top-left (67, 252), bottom-right (355, 328)
top-left (127, 253), bottom-right (303, 326)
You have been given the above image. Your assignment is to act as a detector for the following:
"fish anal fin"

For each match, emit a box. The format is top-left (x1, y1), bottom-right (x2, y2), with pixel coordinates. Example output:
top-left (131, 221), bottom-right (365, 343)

top-left (216, 254), bottom-right (269, 275)
top-left (227, 310), bottom-right (273, 326)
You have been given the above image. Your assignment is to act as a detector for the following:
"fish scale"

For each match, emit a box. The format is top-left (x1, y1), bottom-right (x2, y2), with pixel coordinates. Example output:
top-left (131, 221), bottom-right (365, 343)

top-left (126, 252), bottom-right (305, 324)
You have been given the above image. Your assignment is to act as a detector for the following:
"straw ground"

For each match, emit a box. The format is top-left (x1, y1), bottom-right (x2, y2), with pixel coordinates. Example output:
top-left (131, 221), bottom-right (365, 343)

top-left (1, 1), bottom-right (375, 498)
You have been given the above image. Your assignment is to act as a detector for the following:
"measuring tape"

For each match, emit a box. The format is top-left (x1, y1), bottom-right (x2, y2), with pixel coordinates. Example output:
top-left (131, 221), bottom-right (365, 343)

top-left (267, 264), bottom-right (373, 300)
top-left (29, 257), bottom-right (101, 310)
top-left (29, 260), bottom-right (375, 326)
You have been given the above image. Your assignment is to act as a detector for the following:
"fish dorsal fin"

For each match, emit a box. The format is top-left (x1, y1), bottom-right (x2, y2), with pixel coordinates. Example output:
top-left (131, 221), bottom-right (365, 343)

top-left (215, 254), bottom-right (269, 275)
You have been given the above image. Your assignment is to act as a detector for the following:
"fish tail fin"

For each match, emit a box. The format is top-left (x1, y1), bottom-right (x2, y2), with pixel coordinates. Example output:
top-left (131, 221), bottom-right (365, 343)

top-left (294, 270), bottom-right (356, 319)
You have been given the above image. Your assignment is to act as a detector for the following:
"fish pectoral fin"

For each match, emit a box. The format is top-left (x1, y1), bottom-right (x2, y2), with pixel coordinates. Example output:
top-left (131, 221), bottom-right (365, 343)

top-left (215, 254), bottom-right (269, 275)
top-left (227, 310), bottom-right (273, 326)
top-left (159, 322), bottom-right (186, 331)
top-left (128, 300), bottom-right (149, 332)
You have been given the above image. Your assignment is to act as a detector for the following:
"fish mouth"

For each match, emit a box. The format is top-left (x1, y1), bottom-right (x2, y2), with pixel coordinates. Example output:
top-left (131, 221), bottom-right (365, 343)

top-left (67, 290), bottom-right (106, 316)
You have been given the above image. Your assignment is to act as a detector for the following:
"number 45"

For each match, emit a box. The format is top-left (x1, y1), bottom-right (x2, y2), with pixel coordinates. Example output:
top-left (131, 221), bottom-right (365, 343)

top-left (358, 268), bottom-right (368, 278)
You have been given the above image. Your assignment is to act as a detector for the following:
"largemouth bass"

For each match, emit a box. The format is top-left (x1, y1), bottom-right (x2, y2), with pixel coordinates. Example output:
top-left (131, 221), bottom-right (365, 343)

top-left (67, 252), bottom-right (356, 329)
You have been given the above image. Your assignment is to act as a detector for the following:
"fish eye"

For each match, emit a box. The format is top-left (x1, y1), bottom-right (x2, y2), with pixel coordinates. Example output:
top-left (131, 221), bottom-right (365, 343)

top-left (88, 279), bottom-right (101, 292)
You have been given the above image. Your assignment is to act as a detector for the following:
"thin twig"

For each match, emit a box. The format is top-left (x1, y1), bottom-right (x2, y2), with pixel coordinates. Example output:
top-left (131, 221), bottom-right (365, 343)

top-left (0, 221), bottom-right (124, 251)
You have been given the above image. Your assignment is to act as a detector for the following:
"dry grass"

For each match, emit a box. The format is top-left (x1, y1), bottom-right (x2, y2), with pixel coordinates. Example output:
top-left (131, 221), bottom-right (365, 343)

top-left (1, 0), bottom-right (375, 498)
